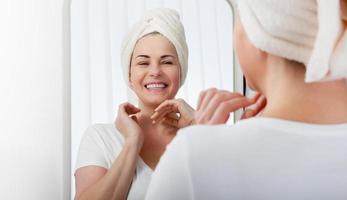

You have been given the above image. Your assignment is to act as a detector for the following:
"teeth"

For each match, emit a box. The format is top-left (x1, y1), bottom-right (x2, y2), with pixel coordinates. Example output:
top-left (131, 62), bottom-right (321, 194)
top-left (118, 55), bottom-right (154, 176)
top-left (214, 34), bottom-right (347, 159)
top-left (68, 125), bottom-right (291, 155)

top-left (146, 83), bottom-right (166, 89)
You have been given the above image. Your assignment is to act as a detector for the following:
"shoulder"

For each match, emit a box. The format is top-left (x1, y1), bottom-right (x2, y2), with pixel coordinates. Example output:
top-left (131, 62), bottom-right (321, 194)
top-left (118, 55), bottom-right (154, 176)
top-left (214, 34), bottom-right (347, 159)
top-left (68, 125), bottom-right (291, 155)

top-left (75, 123), bottom-right (125, 170)
top-left (83, 123), bottom-right (124, 145)
top-left (151, 119), bottom-right (265, 199)
top-left (79, 123), bottom-right (125, 159)
top-left (170, 117), bottom-right (275, 164)
top-left (177, 118), bottom-right (264, 144)
top-left (85, 123), bottom-right (119, 136)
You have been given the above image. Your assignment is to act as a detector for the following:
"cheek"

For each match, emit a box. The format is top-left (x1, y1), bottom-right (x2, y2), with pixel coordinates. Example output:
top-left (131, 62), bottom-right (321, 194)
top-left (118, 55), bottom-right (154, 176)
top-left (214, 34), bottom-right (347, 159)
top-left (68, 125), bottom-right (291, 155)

top-left (129, 69), bottom-right (144, 87)
top-left (167, 67), bottom-right (180, 86)
top-left (236, 47), bottom-right (259, 90)
top-left (235, 28), bottom-right (260, 90)
top-left (235, 29), bottom-right (252, 74)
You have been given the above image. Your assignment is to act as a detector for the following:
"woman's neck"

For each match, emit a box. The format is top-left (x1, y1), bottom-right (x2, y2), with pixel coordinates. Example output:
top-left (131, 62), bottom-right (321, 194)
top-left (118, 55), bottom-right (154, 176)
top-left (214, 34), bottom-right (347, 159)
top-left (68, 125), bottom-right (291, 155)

top-left (136, 101), bottom-right (177, 169)
top-left (136, 101), bottom-right (176, 139)
top-left (260, 58), bottom-right (347, 124)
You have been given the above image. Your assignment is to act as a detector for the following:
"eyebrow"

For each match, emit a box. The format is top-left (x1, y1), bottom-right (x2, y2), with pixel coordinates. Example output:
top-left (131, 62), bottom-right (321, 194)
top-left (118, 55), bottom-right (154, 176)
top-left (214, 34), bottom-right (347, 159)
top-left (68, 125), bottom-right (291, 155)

top-left (135, 54), bottom-right (175, 59)
top-left (161, 55), bottom-right (175, 59)
top-left (136, 55), bottom-right (150, 58)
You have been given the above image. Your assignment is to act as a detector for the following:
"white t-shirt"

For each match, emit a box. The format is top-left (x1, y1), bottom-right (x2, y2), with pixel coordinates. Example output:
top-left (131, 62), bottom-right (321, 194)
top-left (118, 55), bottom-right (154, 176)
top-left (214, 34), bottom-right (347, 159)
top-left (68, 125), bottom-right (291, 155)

top-left (75, 124), bottom-right (153, 200)
top-left (145, 117), bottom-right (347, 200)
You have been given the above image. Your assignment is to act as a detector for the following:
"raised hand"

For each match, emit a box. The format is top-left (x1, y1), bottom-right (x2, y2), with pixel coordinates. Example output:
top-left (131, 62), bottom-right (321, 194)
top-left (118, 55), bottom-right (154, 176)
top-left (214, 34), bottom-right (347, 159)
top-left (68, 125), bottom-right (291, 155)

top-left (150, 98), bottom-right (195, 128)
top-left (115, 103), bottom-right (143, 148)
top-left (195, 88), bottom-right (266, 124)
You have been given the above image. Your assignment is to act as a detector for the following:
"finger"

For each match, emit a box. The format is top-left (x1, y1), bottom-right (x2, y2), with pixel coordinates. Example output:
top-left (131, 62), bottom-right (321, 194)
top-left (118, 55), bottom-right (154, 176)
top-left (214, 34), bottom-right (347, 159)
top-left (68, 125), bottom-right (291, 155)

top-left (115, 103), bottom-right (140, 131)
top-left (151, 105), bottom-right (175, 123)
top-left (250, 92), bottom-right (261, 103)
top-left (162, 98), bottom-right (194, 119)
top-left (151, 105), bottom-right (173, 120)
top-left (196, 88), bottom-right (217, 111)
top-left (117, 103), bottom-right (130, 117)
top-left (130, 115), bottom-right (139, 123)
top-left (198, 88), bottom-right (218, 112)
top-left (167, 112), bottom-right (180, 120)
top-left (154, 100), bottom-right (177, 112)
top-left (240, 94), bottom-right (267, 119)
top-left (155, 110), bottom-right (180, 125)
top-left (240, 109), bottom-right (256, 120)
top-left (252, 95), bottom-right (267, 116)
top-left (152, 110), bottom-right (173, 124)
top-left (196, 91), bottom-right (243, 124)
top-left (209, 97), bottom-right (256, 124)
top-left (153, 98), bottom-right (191, 120)
top-left (121, 103), bottom-right (141, 115)
top-left (200, 89), bottom-right (242, 114)
top-left (161, 116), bottom-right (179, 128)
top-left (196, 90), bottom-right (208, 111)
top-left (152, 99), bottom-right (187, 122)
top-left (175, 98), bottom-right (195, 117)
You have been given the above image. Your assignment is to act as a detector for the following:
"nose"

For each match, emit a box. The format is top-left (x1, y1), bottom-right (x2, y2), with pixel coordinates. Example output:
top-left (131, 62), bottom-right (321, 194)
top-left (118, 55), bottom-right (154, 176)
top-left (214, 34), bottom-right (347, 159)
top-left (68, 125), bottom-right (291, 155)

top-left (148, 64), bottom-right (162, 77)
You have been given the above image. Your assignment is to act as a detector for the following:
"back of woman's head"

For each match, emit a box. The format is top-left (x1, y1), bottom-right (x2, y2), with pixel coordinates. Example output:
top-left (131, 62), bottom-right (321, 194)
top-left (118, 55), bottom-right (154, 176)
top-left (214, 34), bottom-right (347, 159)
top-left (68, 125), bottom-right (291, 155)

top-left (230, 0), bottom-right (347, 83)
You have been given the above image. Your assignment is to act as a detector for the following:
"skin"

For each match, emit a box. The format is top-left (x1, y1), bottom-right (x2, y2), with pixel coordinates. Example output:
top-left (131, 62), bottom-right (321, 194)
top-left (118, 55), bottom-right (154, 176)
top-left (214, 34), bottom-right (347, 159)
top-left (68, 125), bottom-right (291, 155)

top-left (74, 33), bottom-right (195, 200)
top-left (195, 16), bottom-right (347, 125)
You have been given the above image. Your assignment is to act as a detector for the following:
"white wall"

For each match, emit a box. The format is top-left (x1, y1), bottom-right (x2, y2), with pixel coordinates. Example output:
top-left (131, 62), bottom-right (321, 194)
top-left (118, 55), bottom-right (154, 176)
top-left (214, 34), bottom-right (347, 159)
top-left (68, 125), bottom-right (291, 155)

top-left (0, 0), bottom-right (70, 199)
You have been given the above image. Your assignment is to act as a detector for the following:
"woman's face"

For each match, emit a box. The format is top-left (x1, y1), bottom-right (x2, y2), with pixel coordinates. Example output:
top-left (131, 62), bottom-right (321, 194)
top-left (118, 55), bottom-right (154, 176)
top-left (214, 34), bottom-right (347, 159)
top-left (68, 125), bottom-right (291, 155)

top-left (234, 16), bottom-right (265, 91)
top-left (130, 33), bottom-right (180, 107)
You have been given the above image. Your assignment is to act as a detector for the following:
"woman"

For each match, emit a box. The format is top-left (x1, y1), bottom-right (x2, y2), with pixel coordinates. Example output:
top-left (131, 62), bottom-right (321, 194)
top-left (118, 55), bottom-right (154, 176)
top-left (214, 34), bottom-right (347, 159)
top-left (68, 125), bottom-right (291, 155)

top-left (145, 0), bottom-right (347, 199)
top-left (74, 8), bottom-right (195, 200)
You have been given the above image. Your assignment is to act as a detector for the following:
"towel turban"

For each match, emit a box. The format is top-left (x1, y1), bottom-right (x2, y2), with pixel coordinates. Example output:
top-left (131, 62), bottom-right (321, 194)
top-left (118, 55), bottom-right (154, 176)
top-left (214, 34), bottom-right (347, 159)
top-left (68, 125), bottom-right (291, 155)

top-left (121, 8), bottom-right (188, 87)
top-left (229, 0), bottom-right (347, 82)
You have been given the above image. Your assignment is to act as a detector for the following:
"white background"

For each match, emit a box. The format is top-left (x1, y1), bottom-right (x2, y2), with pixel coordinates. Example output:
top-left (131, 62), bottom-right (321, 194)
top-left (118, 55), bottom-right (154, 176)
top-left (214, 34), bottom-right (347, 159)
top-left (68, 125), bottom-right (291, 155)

top-left (0, 0), bottom-right (70, 199)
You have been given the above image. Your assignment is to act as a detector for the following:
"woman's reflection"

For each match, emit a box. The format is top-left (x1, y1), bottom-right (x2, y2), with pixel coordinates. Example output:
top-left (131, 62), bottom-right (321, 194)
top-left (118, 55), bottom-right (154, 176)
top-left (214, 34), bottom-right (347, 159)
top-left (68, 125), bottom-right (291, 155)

top-left (74, 8), bottom-right (195, 200)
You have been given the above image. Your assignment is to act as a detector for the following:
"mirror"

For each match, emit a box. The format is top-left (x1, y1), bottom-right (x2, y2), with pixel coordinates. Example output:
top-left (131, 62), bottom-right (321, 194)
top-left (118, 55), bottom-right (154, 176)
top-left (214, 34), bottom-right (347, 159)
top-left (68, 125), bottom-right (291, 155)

top-left (70, 0), bottom-right (238, 198)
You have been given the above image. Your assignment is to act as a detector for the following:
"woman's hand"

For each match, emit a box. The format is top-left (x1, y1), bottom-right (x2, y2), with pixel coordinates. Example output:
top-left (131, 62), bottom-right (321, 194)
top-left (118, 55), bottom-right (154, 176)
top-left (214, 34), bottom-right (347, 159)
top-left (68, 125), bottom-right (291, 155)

top-left (150, 98), bottom-right (195, 128)
top-left (240, 94), bottom-right (267, 120)
top-left (115, 103), bottom-right (143, 148)
top-left (195, 88), bottom-right (266, 124)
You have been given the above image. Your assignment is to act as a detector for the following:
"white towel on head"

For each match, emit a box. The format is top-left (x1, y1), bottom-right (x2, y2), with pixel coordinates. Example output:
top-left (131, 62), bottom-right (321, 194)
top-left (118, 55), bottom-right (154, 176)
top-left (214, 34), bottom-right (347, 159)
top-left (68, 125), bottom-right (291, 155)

top-left (121, 8), bottom-right (188, 87)
top-left (230, 0), bottom-right (347, 82)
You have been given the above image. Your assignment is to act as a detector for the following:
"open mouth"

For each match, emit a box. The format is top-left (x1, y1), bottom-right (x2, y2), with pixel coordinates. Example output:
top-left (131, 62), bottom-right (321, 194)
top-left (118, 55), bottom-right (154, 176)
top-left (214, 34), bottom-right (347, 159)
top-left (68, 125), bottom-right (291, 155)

top-left (144, 82), bottom-right (168, 90)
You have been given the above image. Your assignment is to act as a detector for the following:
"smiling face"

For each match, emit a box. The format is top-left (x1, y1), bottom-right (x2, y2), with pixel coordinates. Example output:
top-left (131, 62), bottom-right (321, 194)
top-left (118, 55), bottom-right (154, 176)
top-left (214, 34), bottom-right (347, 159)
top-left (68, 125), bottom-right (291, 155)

top-left (129, 33), bottom-right (181, 107)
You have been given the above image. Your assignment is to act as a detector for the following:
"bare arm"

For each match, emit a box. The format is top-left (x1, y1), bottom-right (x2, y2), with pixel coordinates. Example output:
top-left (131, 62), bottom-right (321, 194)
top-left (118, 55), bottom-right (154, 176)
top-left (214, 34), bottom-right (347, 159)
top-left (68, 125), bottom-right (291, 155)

top-left (75, 103), bottom-right (144, 200)
top-left (75, 138), bottom-right (141, 200)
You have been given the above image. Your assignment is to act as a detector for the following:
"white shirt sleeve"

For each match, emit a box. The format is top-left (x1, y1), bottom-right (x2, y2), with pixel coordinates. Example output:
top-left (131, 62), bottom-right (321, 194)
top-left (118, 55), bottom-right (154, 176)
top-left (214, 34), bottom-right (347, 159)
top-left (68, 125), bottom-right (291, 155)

top-left (75, 126), bottom-right (109, 171)
top-left (145, 133), bottom-right (195, 200)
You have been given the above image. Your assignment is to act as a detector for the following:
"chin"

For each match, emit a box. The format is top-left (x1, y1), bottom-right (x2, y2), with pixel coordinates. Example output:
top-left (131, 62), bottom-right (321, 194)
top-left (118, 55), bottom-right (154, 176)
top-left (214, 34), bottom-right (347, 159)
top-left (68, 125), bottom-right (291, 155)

top-left (139, 95), bottom-right (169, 107)
top-left (149, 96), bottom-right (171, 104)
top-left (143, 90), bottom-right (177, 104)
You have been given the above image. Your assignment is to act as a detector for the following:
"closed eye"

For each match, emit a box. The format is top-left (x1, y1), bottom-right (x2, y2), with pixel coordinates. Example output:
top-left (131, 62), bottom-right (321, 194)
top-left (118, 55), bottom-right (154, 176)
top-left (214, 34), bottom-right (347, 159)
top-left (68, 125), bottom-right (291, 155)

top-left (138, 62), bottom-right (149, 66)
top-left (161, 61), bottom-right (173, 65)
